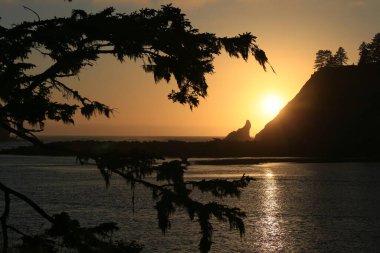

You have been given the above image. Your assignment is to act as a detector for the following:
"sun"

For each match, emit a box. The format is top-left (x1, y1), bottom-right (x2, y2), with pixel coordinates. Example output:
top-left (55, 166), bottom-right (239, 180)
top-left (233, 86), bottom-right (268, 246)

top-left (262, 95), bottom-right (283, 117)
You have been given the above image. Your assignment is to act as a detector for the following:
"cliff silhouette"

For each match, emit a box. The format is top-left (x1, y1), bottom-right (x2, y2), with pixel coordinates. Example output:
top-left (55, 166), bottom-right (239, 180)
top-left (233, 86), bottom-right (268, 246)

top-left (255, 64), bottom-right (380, 157)
top-left (224, 120), bottom-right (251, 141)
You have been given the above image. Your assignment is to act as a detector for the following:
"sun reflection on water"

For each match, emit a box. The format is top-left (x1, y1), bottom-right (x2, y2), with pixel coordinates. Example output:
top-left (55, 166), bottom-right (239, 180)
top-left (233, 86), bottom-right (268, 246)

top-left (266, 172), bottom-right (274, 178)
top-left (257, 168), bottom-right (284, 252)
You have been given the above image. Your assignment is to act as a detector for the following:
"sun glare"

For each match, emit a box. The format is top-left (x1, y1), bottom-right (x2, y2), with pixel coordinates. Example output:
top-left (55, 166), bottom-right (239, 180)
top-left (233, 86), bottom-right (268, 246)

top-left (262, 95), bottom-right (283, 117)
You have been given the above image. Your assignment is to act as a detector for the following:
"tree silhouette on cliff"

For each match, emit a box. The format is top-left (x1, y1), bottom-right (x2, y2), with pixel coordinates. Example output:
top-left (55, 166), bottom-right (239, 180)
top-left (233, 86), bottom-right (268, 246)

top-left (358, 33), bottom-right (380, 65)
top-left (314, 47), bottom-right (348, 70)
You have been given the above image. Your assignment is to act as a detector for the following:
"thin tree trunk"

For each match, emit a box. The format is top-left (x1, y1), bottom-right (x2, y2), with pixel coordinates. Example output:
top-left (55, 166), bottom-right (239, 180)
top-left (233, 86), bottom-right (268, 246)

top-left (0, 191), bottom-right (10, 253)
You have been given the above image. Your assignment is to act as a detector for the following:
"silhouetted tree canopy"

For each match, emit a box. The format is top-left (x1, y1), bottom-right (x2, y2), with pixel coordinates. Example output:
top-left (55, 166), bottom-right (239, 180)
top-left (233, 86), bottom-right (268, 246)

top-left (79, 154), bottom-right (253, 253)
top-left (314, 50), bottom-right (333, 70)
top-left (0, 5), bottom-right (269, 146)
top-left (331, 47), bottom-right (348, 66)
top-left (358, 42), bottom-right (370, 65)
top-left (358, 33), bottom-right (380, 65)
top-left (0, 4), bottom-right (267, 253)
top-left (314, 47), bottom-right (348, 70)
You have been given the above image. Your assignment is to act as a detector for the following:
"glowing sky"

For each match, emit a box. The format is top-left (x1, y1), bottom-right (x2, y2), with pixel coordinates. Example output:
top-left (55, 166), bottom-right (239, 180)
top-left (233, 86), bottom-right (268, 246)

top-left (1, 0), bottom-right (379, 136)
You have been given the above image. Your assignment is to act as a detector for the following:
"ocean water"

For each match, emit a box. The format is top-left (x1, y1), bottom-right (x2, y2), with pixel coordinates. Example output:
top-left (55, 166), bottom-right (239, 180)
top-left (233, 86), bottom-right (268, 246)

top-left (1, 155), bottom-right (380, 252)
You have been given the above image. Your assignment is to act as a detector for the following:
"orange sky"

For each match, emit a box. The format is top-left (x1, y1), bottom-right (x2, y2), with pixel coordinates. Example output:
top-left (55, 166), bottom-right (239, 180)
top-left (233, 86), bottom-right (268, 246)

top-left (1, 0), bottom-right (380, 137)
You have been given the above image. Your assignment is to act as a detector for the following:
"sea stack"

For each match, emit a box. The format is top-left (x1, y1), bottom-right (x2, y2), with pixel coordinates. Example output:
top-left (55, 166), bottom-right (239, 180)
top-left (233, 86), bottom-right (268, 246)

top-left (224, 120), bottom-right (252, 142)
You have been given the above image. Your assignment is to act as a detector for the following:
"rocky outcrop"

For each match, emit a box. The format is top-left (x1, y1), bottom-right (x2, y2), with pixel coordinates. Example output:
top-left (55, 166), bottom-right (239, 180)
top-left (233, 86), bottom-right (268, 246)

top-left (224, 120), bottom-right (251, 142)
top-left (254, 64), bottom-right (380, 156)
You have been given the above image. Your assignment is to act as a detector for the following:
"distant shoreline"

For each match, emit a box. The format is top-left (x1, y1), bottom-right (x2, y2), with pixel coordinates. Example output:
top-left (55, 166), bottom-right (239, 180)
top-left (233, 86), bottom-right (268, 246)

top-left (192, 157), bottom-right (380, 165)
top-left (36, 135), bottom-right (223, 142)
top-left (1, 139), bottom-right (380, 165)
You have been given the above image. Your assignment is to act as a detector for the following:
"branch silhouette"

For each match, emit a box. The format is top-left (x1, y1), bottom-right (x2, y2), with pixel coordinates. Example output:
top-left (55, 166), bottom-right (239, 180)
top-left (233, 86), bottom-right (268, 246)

top-left (0, 4), bottom-right (265, 252)
top-left (0, 5), bottom-right (269, 145)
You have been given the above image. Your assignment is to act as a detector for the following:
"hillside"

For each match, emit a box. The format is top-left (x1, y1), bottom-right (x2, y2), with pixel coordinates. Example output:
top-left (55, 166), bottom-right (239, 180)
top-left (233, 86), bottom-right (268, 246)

top-left (254, 64), bottom-right (380, 157)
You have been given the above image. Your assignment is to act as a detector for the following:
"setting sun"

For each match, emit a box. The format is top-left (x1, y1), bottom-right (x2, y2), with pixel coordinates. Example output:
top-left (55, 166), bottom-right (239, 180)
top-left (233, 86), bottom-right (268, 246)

top-left (1, 1), bottom-right (380, 252)
top-left (262, 95), bottom-right (283, 117)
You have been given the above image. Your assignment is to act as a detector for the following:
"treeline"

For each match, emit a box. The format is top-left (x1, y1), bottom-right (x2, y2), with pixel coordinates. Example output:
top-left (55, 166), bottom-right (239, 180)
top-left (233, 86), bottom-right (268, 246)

top-left (314, 33), bottom-right (380, 70)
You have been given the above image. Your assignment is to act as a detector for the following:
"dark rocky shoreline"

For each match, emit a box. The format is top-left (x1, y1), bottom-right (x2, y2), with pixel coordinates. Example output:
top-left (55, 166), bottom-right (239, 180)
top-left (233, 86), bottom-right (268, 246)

top-left (2, 140), bottom-right (380, 165)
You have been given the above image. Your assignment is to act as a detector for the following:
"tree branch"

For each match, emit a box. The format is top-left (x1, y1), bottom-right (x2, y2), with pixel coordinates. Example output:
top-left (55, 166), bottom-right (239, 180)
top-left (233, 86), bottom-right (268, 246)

top-left (6, 225), bottom-right (30, 238)
top-left (48, 79), bottom-right (90, 105)
top-left (0, 182), bottom-right (54, 223)
top-left (0, 121), bottom-right (43, 147)
top-left (22, 6), bottom-right (41, 22)
top-left (1, 191), bottom-right (10, 253)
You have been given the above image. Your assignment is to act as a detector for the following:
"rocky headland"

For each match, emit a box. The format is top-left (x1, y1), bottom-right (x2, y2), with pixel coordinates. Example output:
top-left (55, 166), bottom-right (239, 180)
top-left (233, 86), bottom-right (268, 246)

top-left (255, 64), bottom-right (380, 157)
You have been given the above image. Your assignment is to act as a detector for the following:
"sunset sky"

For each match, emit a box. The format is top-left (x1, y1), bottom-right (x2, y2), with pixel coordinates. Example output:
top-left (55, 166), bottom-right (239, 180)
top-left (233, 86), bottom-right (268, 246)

top-left (1, 0), bottom-right (379, 137)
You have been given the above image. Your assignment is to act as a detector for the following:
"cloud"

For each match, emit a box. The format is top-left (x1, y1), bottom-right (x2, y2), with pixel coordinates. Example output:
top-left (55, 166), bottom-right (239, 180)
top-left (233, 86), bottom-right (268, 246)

top-left (350, 0), bottom-right (365, 6)
top-left (91, 0), bottom-right (150, 5)
top-left (90, 0), bottom-right (217, 9)
top-left (0, 0), bottom-right (76, 5)
top-left (161, 0), bottom-right (217, 9)
top-left (0, 0), bottom-right (18, 4)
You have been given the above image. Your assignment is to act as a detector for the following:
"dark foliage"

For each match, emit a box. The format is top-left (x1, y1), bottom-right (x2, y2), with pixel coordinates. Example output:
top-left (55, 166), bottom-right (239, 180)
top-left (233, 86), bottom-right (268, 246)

top-left (358, 33), bottom-right (380, 65)
top-left (0, 5), bottom-right (265, 252)
top-left (76, 153), bottom-right (254, 253)
top-left (314, 47), bottom-right (348, 70)
top-left (0, 4), bottom-right (269, 146)
top-left (331, 47), bottom-right (348, 66)
top-left (0, 181), bottom-right (143, 253)
top-left (18, 212), bottom-right (143, 253)
top-left (314, 50), bottom-right (333, 70)
top-left (0, 153), bottom-right (254, 253)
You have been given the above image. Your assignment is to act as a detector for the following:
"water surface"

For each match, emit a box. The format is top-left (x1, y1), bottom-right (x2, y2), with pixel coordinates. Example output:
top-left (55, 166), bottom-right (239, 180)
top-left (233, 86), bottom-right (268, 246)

top-left (0, 155), bottom-right (379, 252)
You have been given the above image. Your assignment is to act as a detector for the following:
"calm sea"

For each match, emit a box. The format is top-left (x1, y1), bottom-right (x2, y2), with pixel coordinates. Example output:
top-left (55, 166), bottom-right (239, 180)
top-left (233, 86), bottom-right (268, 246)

top-left (0, 153), bottom-right (380, 252)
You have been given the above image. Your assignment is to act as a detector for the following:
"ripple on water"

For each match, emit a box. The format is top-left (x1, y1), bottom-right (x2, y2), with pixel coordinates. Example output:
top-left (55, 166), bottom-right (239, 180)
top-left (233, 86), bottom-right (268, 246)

top-left (1, 156), bottom-right (380, 252)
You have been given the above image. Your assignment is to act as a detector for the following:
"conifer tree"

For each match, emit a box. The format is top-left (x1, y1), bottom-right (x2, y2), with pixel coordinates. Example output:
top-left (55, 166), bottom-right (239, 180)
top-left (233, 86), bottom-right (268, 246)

top-left (332, 47), bottom-right (348, 66)
top-left (358, 33), bottom-right (380, 65)
top-left (369, 33), bottom-right (380, 63)
top-left (358, 42), bottom-right (370, 65)
top-left (314, 50), bottom-right (333, 70)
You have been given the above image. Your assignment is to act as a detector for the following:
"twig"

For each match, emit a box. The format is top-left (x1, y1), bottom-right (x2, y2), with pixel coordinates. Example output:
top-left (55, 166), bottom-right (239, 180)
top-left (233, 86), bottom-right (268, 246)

top-left (6, 225), bottom-right (30, 238)
top-left (0, 182), bottom-right (54, 223)
top-left (22, 6), bottom-right (41, 22)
